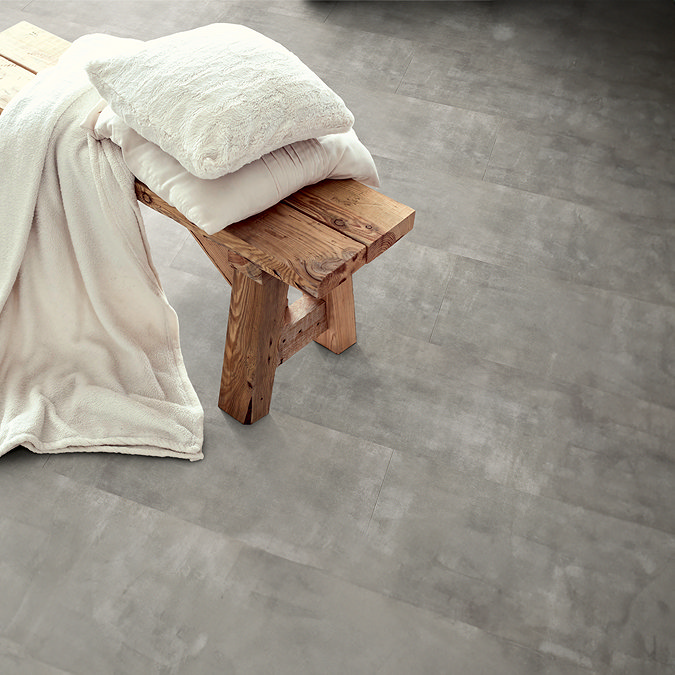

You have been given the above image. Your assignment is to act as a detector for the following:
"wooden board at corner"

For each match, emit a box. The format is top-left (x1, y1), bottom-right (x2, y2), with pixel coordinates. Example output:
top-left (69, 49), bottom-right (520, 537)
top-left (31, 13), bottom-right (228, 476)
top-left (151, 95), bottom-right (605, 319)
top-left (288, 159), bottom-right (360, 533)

top-left (0, 21), bottom-right (70, 73)
top-left (0, 22), bottom-right (70, 113)
top-left (0, 55), bottom-right (34, 112)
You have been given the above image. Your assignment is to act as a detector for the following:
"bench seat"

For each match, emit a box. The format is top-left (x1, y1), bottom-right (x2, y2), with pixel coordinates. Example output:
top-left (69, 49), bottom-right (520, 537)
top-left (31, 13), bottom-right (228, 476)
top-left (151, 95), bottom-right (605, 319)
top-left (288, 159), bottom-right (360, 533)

top-left (0, 22), bottom-right (414, 424)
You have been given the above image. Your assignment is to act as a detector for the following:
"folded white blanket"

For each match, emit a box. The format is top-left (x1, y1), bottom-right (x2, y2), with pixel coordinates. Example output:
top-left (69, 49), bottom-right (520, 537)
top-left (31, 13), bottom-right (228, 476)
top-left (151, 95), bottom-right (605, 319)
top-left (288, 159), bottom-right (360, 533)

top-left (0, 38), bottom-right (204, 460)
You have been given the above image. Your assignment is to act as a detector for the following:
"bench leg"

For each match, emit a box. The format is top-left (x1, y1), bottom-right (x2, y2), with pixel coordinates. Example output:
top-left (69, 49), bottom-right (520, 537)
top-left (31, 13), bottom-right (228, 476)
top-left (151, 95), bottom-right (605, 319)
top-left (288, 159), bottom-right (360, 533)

top-left (219, 268), bottom-right (287, 424)
top-left (315, 276), bottom-right (357, 354)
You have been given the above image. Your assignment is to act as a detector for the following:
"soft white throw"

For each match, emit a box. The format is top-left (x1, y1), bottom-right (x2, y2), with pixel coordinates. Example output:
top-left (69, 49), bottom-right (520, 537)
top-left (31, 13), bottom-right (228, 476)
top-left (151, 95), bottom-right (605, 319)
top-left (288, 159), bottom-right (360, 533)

top-left (0, 38), bottom-right (204, 461)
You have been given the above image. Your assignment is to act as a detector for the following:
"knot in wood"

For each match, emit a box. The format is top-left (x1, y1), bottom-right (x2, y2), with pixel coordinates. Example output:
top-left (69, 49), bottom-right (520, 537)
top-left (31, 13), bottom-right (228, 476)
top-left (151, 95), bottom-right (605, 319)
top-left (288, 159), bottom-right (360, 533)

top-left (333, 218), bottom-right (347, 228)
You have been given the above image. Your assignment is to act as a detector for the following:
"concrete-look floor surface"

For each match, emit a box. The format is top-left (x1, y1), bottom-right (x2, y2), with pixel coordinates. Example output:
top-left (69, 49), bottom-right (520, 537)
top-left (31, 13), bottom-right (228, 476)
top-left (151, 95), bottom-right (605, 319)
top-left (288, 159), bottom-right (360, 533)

top-left (1, 1), bottom-right (674, 673)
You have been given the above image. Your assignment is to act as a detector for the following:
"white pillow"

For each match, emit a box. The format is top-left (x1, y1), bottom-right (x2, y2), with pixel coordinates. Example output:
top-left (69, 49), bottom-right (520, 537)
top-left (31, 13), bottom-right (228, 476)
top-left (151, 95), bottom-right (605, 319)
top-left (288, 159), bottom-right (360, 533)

top-left (84, 23), bottom-right (355, 179)
top-left (85, 104), bottom-right (379, 236)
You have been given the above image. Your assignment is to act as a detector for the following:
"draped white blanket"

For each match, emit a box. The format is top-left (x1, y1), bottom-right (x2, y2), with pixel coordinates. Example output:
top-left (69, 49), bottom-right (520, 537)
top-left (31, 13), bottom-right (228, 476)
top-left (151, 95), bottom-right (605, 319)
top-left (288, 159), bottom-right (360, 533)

top-left (0, 39), bottom-right (204, 460)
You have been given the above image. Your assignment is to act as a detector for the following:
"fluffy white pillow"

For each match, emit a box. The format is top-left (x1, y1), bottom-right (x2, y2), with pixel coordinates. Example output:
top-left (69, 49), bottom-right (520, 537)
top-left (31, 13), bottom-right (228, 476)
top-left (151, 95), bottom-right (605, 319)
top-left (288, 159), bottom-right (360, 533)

top-left (84, 23), bottom-right (355, 179)
top-left (85, 104), bottom-right (379, 236)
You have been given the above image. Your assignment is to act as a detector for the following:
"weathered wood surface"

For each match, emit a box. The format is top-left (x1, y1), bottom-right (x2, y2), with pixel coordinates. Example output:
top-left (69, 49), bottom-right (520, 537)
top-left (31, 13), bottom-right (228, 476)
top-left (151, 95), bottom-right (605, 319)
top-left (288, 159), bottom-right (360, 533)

top-left (284, 178), bottom-right (415, 263)
top-left (136, 181), bottom-right (366, 298)
top-left (223, 202), bottom-right (367, 298)
top-left (0, 55), bottom-right (34, 112)
top-left (314, 276), bottom-right (357, 354)
top-left (278, 295), bottom-right (328, 365)
top-left (219, 270), bottom-right (288, 424)
top-left (0, 21), bottom-right (69, 73)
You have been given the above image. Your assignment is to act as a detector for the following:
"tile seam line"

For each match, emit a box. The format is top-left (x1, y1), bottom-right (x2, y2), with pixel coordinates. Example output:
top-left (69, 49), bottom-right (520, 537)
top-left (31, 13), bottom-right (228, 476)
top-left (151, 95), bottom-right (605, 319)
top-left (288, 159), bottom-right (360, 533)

top-left (440, 247), bottom-right (675, 312)
top-left (41, 465), bottom-right (254, 549)
top-left (394, 47), bottom-right (416, 96)
top-left (275, 404), bottom-right (675, 540)
top-left (365, 448), bottom-right (394, 537)
top-left (428, 262), bottom-right (456, 344)
top-left (221, 539), bottom-right (597, 672)
top-left (482, 116), bottom-right (504, 182)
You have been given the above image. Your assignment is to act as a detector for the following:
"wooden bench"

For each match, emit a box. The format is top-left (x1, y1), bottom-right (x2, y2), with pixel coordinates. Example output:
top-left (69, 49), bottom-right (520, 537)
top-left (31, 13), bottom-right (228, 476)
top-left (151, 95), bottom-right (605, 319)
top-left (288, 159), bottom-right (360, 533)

top-left (0, 22), bottom-right (414, 424)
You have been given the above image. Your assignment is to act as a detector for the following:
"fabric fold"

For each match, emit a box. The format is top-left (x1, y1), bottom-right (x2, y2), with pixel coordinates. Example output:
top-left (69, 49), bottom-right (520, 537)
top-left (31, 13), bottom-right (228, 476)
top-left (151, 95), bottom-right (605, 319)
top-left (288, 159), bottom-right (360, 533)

top-left (0, 38), bottom-right (204, 461)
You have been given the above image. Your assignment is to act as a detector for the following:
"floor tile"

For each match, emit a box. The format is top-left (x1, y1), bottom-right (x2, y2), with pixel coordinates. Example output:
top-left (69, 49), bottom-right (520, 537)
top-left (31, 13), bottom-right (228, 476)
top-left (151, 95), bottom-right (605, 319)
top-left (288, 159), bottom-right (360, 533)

top-left (484, 119), bottom-right (675, 220)
top-left (376, 157), bottom-right (675, 307)
top-left (431, 256), bottom-right (675, 408)
top-left (47, 415), bottom-right (394, 568)
top-left (330, 450), bottom-right (675, 672)
top-left (2, 2), bottom-right (675, 673)
top-left (2, 471), bottom-right (243, 674)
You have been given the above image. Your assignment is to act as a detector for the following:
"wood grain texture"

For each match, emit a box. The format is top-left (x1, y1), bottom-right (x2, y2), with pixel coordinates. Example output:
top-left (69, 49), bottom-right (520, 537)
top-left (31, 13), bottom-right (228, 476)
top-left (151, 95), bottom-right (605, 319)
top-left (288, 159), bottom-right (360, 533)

top-left (0, 21), bottom-right (70, 73)
top-left (187, 227), bottom-right (236, 287)
top-left (223, 201), bottom-right (367, 298)
top-left (218, 269), bottom-right (288, 424)
top-left (278, 295), bottom-right (328, 365)
top-left (0, 55), bottom-right (33, 113)
top-left (315, 276), bottom-right (357, 354)
top-left (284, 179), bottom-right (415, 263)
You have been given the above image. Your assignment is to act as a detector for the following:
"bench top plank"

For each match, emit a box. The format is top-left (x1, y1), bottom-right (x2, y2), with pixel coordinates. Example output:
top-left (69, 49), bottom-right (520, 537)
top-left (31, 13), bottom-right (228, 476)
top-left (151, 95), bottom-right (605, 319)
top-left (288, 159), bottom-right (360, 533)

top-left (0, 55), bottom-right (35, 112)
top-left (283, 179), bottom-right (414, 263)
top-left (136, 181), bottom-right (366, 298)
top-left (1, 22), bottom-right (413, 299)
top-left (0, 21), bottom-right (70, 73)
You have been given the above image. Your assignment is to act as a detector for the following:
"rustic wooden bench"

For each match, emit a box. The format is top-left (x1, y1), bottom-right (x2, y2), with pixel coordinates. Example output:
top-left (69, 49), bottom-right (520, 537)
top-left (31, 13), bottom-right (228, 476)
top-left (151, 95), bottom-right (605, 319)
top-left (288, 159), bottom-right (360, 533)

top-left (0, 22), bottom-right (414, 424)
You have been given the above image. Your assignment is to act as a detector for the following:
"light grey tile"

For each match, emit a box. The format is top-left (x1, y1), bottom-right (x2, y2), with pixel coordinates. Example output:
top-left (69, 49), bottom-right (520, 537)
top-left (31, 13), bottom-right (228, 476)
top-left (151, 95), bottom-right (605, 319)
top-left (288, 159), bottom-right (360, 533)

top-left (0, 638), bottom-right (74, 675)
top-left (274, 324), bottom-right (675, 534)
top-left (216, 10), bottom-right (416, 95)
top-left (326, 0), bottom-right (583, 69)
top-left (398, 44), bottom-right (571, 122)
top-left (484, 120), bottom-right (675, 221)
top-left (20, 1), bottom-right (229, 40)
top-left (328, 450), bottom-right (675, 672)
top-left (3, 472), bottom-right (243, 675)
top-left (218, 0), bottom-right (336, 25)
top-left (353, 240), bottom-right (456, 342)
top-left (47, 416), bottom-right (393, 568)
top-left (431, 256), bottom-right (675, 408)
top-left (339, 84), bottom-right (501, 179)
top-left (174, 545), bottom-right (597, 675)
top-left (376, 157), bottom-right (675, 307)
top-left (397, 32), bottom-right (674, 146)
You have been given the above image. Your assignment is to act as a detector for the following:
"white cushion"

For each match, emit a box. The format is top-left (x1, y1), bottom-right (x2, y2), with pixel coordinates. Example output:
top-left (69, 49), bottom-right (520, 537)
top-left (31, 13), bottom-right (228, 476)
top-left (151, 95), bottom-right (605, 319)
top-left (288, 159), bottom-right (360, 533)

top-left (84, 24), bottom-right (355, 179)
top-left (86, 104), bottom-right (379, 236)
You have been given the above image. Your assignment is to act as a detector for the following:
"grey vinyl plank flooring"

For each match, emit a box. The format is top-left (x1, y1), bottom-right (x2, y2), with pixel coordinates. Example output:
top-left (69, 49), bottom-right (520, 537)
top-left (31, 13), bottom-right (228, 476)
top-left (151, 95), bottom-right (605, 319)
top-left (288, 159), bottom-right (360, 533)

top-left (2, 1), bottom-right (675, 674)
